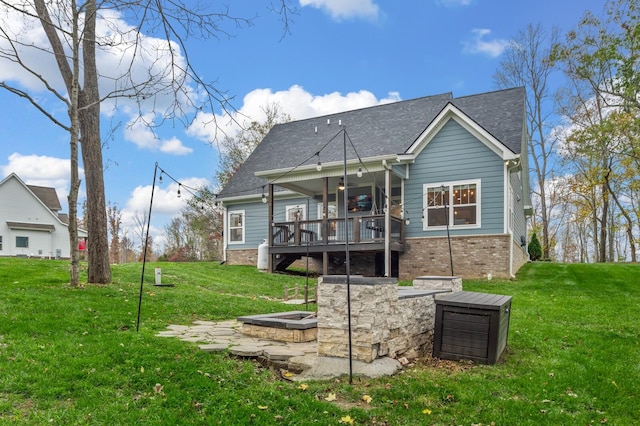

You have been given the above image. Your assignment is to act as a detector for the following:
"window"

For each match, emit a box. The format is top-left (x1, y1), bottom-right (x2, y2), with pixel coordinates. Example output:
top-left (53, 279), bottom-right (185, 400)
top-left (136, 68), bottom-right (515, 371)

top-left (423, 181), bottom-right (480, 229)
top-left (228, 210), bottom-right (245, 244)
top-left (16, 236), bottom-right (29, 248)
top-left (285, 204), bottom-right (306, 222)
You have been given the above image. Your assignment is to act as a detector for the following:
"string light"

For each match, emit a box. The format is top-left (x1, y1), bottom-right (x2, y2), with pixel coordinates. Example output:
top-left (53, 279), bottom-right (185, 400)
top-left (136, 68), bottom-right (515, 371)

top-left (357, 167), bottom-right (363, 178)
top-left (177, 184), bottom-right (181, 198)
top-left (158, 174), bottom-right (163, 184)
top-left (338, 180), bottom-right (345, 191)
top-left (261, 186), bottom-right (268, 203)
top-left (315, 152), bottom-right (322, 172)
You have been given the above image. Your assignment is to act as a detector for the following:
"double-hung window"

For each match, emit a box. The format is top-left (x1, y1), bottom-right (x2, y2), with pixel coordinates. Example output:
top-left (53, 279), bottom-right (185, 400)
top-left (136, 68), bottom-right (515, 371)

top-left (228, 210), bottom-right (245, 244)
top-left (423, 180), bottom-right (480, 229)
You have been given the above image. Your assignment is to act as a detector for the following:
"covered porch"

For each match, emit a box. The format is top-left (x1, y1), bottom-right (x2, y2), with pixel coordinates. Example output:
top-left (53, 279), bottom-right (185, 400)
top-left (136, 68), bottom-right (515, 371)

top-left (259, 156), bottom-right (411, 277)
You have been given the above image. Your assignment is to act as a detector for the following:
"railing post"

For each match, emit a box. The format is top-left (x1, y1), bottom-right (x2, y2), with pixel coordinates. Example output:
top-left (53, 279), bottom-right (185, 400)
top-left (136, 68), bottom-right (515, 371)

top-left (353, 217), bottom-right (360, 243)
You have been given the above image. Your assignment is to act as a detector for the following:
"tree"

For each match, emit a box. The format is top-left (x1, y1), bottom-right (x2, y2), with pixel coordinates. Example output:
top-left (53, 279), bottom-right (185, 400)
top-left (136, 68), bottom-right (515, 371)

top-left (494, 23), bottom-right (561, 260)
top-left (107, 202), bottom-right (122, 264)
top-left (528, 232), bottom-right (542, 261)
top-left (0, 2), bottom-right (294, 284)
top-left (216, 103), bottom-right (291, 188)
top-left (552, 0), bottom-right (640, 262)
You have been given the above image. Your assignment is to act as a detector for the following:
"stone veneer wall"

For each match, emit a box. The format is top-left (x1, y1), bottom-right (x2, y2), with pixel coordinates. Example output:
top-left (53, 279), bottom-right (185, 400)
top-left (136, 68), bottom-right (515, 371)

top-left (400, 234), bottom-right (516, 280)
top-left (317, 275), bottom-right (462, 362)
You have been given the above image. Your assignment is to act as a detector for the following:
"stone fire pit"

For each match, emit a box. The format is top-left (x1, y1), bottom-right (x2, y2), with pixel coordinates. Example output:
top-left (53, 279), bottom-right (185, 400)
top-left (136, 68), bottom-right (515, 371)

top-left (237, 311), bottom-right (317, 343)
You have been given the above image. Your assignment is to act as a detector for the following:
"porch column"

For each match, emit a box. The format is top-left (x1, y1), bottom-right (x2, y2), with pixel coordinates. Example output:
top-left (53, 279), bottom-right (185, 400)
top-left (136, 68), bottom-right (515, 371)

top-left (322, 177), bottom-right (329, 275)
top-left (267, 183), bottom-right (274, 273)
top-left (384, 168), bottom-right (391, 277)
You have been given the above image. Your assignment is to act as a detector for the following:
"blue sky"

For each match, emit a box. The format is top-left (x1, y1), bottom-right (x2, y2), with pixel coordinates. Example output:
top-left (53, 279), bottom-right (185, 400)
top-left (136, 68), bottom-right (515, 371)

top-left (0, 0), bottom-right (603, 250)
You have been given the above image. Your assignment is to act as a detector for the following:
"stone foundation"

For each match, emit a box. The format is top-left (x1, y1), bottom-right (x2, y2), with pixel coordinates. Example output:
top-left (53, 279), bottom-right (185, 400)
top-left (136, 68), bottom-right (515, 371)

top-left (400, 234), bottom-right (516, 280)
top-left (226, 249), bottom-right (258, 266)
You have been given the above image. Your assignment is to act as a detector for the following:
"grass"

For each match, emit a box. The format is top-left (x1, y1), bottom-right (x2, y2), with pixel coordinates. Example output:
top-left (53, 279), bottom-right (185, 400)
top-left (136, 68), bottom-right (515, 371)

top-left (0, 258), bottom-right (638, 425)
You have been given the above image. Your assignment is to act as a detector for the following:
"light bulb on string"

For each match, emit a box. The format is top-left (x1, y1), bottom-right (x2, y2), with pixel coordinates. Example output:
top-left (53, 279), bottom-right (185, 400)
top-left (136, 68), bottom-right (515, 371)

top-left (357, 167), bottom-right (363, 178)
top-left (177, 184), bottom-right (181, 198)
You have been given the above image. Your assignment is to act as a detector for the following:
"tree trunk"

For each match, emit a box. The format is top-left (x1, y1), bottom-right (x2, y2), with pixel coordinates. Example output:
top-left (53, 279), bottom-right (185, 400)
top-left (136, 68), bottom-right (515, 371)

top-left (81, 0), bottom-right (111, 283)
top-left (68, 0), bottom-right (80, 286)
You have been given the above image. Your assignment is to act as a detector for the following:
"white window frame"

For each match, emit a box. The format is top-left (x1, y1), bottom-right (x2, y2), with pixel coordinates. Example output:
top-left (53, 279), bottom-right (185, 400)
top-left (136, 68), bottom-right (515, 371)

top-left (227, 210), bottom-right (245, 244)
top-left (422, 180), bottom-right (481, 230)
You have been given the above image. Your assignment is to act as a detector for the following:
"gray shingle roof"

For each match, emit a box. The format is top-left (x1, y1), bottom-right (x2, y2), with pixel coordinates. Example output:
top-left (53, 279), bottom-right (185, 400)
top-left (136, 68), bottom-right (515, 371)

top-left (219, 87), bottom-right (525, 199)
top-left (28, 184), bottom-right (62, 212)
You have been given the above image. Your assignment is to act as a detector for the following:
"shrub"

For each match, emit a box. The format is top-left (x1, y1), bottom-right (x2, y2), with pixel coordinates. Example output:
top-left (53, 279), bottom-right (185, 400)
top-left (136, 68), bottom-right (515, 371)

top-left (528, 232), bottom-right (542, 261)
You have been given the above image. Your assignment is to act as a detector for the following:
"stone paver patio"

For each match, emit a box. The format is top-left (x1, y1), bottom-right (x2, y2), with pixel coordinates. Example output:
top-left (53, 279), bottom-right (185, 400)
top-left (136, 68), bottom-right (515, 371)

top-left (157, 319), bottom-right (402, 380)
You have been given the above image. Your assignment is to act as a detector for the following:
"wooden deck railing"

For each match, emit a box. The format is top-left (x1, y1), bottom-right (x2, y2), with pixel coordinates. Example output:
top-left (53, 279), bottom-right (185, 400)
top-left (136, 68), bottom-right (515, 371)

top-left (271, 214), bottom-right (404, 247)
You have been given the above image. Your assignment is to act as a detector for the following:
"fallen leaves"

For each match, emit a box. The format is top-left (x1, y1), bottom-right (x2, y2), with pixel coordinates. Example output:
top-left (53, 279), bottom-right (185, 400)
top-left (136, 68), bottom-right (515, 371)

top-left (153, 383), bottom-right (164, 396)
top-left (339, 415), bottom-right (354, 424)
top-left (324, 393), bottom-right (337, 402)
top-left (361, 394), bottom-right (372, 404)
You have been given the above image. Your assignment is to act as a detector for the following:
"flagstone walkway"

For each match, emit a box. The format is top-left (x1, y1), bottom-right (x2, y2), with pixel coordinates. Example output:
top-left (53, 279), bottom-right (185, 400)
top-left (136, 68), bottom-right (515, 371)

top-left (156, 320), bottom-right (402, 380)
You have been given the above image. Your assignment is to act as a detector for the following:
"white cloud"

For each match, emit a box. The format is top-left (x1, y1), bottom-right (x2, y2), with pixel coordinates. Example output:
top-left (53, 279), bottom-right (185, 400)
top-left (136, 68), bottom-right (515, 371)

top-left (124, 114), bottom-right (193, 155)
top-left (123, 176), bottom-right (210, 220)
top-left (0, 5), bottom-right (195, 153)
top-left (186, 85), bottom-right (401, 144)
top-left (463, 29), bottom-right (509, 58)
top-left (0, 152), bottom-right (85, 209)
top-left (299, 0), bottom-right (380, 21)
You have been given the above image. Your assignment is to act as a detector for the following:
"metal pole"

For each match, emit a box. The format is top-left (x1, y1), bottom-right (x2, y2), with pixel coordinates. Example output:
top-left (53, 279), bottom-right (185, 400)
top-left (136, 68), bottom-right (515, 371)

top-left (137, 162), bottom-right (159, 331)
top-left (342, 127), bottom-right (353, 384)
top-left (442, 185), bottom-right (454, 276)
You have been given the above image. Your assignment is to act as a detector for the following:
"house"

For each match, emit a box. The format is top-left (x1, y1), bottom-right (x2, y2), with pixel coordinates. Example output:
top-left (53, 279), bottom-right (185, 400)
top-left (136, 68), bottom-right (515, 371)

top-left (0, 173), bottom-right (87, 259)
top-left (216, 87), bottom-right (532, 279)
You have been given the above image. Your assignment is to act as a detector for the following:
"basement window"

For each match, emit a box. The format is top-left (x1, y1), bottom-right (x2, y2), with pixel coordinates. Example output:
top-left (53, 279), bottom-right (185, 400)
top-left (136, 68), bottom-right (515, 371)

top-left (16, 236), bottom-right (29, 248)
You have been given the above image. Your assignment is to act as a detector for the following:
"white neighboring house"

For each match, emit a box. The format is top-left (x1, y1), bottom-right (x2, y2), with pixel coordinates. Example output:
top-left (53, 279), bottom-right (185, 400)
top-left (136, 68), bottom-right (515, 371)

top-left (0, 173), bottom-right (87, 259)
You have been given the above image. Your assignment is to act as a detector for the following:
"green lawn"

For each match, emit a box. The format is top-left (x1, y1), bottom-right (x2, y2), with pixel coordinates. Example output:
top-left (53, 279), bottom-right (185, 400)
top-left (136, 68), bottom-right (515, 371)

top-left (0, 258), bottom-right (638, 425)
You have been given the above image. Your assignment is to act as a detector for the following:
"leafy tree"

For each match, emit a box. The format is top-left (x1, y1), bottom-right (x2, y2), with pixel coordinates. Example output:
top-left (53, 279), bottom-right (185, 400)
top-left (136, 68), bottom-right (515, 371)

top-left (528, 232), bottom-right (543, 261)
top-left (552, 0), bottom-right (640, 262)
top-left (216, 103), bottom-right (291, 188)
top-left (0, 1), bottom-right (294, 284)
top-left (494, 23), bottom-right (561, 260)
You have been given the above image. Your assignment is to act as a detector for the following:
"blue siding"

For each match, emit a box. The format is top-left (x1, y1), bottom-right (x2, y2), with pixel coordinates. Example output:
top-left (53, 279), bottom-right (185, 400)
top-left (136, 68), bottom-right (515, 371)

top-left (228, 196), bottom-right (321, 249)
top-left (404, 119), bottom-right (505, 237)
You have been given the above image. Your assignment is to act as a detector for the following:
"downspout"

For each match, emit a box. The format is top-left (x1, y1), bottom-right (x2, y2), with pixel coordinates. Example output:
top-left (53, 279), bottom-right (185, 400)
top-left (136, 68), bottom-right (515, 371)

top-left (222, 202), bottom-right (228, 263)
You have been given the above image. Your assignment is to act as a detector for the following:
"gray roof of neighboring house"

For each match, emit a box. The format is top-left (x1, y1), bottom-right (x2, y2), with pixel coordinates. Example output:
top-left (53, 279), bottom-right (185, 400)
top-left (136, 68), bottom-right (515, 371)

top-left (28, 184), bottom-right (62, 212)
top-left (219, 87), bottom-right (525, 199)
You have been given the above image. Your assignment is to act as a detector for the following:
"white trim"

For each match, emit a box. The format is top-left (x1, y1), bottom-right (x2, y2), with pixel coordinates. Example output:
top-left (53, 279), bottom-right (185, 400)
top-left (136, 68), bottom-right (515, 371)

top-left (227, 209), bottom-right (245, 245)
top-left (407, 103), bottom-right (518, 161)
top-left (422, 179), bottom-right (481, 231)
